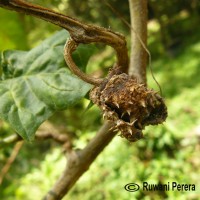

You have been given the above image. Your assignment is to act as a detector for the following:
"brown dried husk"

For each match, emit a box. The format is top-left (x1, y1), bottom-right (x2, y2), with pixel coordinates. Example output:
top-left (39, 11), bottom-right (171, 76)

top-left (90, 69), bottom-right (167, 142)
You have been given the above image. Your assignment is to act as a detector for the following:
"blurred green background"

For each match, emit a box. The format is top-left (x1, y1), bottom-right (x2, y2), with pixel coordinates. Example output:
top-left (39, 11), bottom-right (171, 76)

top-left (0, 0), bottom-right (200, 199)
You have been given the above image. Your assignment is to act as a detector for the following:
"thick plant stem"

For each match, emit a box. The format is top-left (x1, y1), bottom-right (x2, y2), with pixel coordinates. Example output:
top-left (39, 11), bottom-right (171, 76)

top-left (0, 0), bottom-right (129, 73)
top-left (43, 122), bottom-right (115, 200)
top-left (128, 0), bottom-right (147, 84)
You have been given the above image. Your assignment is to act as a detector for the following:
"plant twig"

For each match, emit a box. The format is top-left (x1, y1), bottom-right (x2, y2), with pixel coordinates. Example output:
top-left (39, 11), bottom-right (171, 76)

top-left (0, 134), bottom-right (22, 145)
top-left (43, 122), bottom-right (115, 200)
top-left (128, 0), bottom-right (148, 84)
top-left (0, 141), bottom-right (24, 185)
top-left (0, 129), bottom-right (71, 150)
top-left (0, 0), bottom-right (129, 73)
top-left (36, 131), bottom-right (72, 153)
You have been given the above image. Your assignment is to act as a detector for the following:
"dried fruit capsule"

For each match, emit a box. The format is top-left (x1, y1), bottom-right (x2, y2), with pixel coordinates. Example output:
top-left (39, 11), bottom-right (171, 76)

top-left (90, 67), bottom-right (167, 142)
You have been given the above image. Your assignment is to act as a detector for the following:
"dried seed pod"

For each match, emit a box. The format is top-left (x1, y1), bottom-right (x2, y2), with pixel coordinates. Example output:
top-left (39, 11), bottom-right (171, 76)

top-left (90, 67), bottom-right (167, 142)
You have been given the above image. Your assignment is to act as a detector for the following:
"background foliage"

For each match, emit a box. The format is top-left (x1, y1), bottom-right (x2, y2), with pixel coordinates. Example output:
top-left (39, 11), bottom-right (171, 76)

top-left (0, 0), bottom-right (200, 199)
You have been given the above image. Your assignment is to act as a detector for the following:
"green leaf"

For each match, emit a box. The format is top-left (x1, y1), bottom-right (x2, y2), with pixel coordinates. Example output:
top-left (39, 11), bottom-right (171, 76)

top-left (0, 30), bottom-right (94, 141)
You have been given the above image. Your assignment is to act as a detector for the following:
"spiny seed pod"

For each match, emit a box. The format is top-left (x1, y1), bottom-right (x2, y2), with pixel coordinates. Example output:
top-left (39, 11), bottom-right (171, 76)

top-left (90, 68), bottom-right (167, 142)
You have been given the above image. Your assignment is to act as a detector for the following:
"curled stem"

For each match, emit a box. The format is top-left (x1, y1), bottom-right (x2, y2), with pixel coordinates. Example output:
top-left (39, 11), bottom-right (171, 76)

top-left (64, 38), bottom-right (103, 86)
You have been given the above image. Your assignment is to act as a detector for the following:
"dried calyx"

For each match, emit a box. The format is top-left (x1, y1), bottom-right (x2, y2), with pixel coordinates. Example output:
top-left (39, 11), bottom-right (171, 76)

top-left (90, 67), bottom-right (167, 142)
